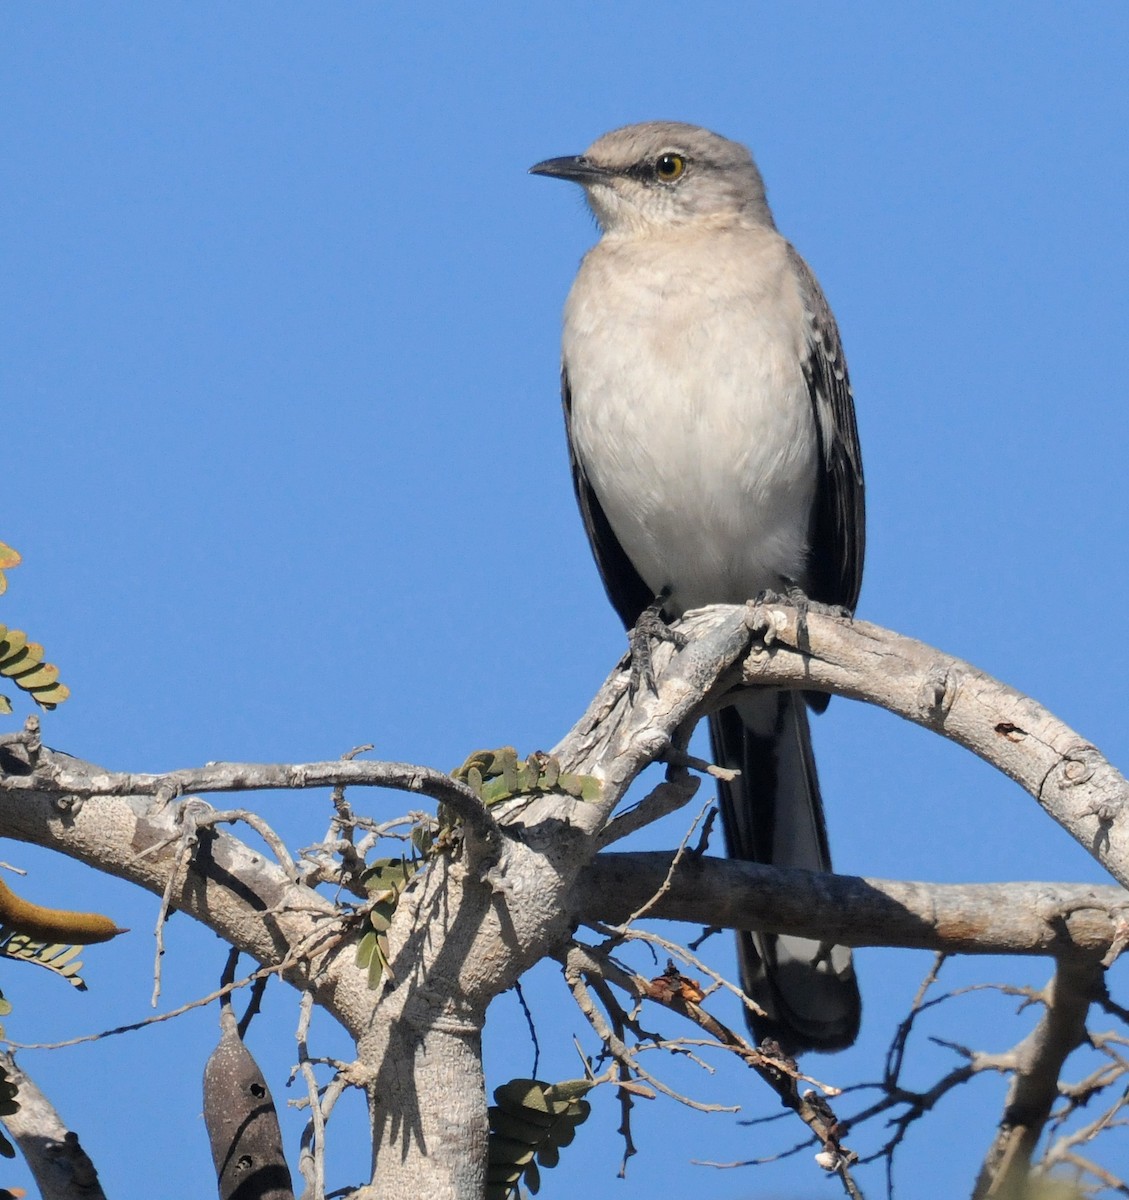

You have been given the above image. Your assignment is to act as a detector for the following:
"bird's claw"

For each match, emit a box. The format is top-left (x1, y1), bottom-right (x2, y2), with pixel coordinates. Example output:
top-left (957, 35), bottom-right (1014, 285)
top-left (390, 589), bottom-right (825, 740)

top-left (627, 591), bottom-right (687, 696)
top-left (751, 582), bottom-right (852, 655)
top-left (754, 581), bottom-right (852, 620)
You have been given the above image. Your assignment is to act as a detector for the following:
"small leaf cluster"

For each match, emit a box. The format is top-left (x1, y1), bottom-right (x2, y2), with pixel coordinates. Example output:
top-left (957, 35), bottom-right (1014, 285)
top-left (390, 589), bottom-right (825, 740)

top-left (0, 935), bottom-right (89, 990)
top-left (453, 747), bottom-right (600, 806)
top-left (354, 857), bottom-right (421, 989)
top-left (486, 1077), bottom-right (593, 1199)
top-left (0, 542), bottom-right (69, 714)
top-left (0, 628), bottom-right (68, 713)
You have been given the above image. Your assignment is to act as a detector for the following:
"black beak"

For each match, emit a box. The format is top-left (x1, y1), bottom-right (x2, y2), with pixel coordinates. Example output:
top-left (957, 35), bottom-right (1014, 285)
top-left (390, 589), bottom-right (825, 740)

top-left (528, 155), bottom-right (610, 185)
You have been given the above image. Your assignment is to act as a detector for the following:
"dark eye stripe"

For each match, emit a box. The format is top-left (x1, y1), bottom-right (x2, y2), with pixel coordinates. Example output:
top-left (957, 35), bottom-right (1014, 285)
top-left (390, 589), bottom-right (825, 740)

top-left (621, 153), bottom-right (690, 185)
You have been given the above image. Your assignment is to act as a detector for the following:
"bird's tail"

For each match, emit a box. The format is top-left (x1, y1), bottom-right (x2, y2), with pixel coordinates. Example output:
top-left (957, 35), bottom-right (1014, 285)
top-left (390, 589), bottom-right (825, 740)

top-left (709, 690), bottom-right (860, 1054)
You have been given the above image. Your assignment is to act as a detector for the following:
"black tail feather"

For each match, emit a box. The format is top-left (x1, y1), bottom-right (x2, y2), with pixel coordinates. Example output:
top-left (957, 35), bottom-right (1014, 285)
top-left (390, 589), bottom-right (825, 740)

top-left (709, 691), bottom-right (860, 1054)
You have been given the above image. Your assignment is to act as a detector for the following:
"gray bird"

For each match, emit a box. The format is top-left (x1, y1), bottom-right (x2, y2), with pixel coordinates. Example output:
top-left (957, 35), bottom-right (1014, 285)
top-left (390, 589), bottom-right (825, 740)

top-left (531, 121), bottom-right (865, 1053)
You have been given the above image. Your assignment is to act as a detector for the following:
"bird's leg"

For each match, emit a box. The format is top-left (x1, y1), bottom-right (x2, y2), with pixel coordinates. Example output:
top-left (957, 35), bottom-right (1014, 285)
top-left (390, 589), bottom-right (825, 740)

top-left (628, 587), bottom-right (688, 696)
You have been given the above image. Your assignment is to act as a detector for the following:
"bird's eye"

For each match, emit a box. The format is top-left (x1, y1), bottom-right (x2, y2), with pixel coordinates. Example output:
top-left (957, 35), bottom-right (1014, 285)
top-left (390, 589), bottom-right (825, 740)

top-left (655, 153), bottom-right (686, 182)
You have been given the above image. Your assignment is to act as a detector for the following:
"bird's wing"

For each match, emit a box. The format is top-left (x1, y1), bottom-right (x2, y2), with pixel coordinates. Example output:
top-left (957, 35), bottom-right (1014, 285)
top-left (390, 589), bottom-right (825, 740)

top-left (788, 246), bottom-right (865, 615)
top-left (561, 366), bottom-right (654, 629)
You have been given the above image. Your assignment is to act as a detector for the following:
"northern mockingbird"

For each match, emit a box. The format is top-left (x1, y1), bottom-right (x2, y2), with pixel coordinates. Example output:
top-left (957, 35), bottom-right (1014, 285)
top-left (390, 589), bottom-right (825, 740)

top-left (531, 121), bottom-right (865, 1053)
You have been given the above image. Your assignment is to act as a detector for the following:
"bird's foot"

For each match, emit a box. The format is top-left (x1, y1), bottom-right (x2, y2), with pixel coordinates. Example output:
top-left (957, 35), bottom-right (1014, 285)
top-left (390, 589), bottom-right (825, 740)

top-left (751, 581), bottom-right (853, 667)
top-left (627, 589), bottom-right (688, 696)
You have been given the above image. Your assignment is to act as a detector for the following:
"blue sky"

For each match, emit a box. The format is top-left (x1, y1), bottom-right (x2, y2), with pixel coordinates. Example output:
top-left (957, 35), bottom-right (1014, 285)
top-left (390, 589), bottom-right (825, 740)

top-left (3, 4), bottom-right (1128, 1197)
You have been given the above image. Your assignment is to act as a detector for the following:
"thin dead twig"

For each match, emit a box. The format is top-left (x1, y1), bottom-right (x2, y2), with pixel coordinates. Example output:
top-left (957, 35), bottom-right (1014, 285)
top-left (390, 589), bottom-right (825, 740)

top-left (562, 947), bottom-right (736, 1115)
top-left (295, 990), bottom-right (326, 1200)
top-left (596, 775), bottom-right (700, 848)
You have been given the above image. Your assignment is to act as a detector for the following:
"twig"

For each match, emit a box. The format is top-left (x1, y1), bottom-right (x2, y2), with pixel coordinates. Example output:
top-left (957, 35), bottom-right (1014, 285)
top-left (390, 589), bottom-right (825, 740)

top-left (1059, 1149), bottom-right (1129, 1193)
top-left (149, 798), bottom-right (301, 1005)
top-left (307, 746), bottom-right (377, 893)
top-left (150, 809), bottom-right (200, 1006)
top-left (605, 796), bottom-right (715, 936)
top-left (633, 959), bottom-right (854, 1168)
top-left (852, 1059), bottom-right (979, 1167)
top-left (8, 912), bottom-right (349, 1052)
top-left (615, 1052), bottom-right (638, 1178)
top-left (562, 947), bottom-right (737, 1114)
top-left (588, 921), bottom-right (768, 1022)
top-left (1040, 1081), bottom-right (1129, 1188)
top-left (884, 954), bottom-right (947, 1089)
top-left (8, 961), bottom-right (280, 1050)
top-left (295, 989), bottom-right (327, 1200)
top-left (584, 967), bottom-right (639, 1177)
top-left (564, 941), bottom-right (859, 1184)
top-left (661, 746), bottom-right (740, 781)
top-left (512, 980), bottom-right (540, 1079)
top-left (192, 806), bottom-right (301, 880)
top-left (596, 775), bottom-right (700, 848)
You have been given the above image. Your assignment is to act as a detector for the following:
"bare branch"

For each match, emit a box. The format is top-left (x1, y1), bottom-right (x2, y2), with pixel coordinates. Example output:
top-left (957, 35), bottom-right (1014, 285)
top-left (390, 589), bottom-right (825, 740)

top-left (565, 943), bottom-right (861, 1188)
top-left (7, 951), bottom-right (316, 1051)
top-left (603, 796), bottom-right (715, 935)
top-left (561, 945), bottom-right (737, 1114)
top-left (0, 769), bottom-right (375, 1038)
top-left (295, 990), bottom-right (327, 1200)
top-left (1053, 1148), bottom-right (1129, 1195)
top-left (732, 603), bottom-right (1129, 888)
top-left (581, 853), bottom-right (1129, 959)
top-left (0, 1050), bottom-right (107, 1200)
top-left (596, 774), bottom-right (701, 847)
top-left (973, 959), bottom-right (1105, 1199)
top-left (1042, 1080), bottom-right (1129, 1194)
top-left (0, 754), bottom-right (501, 850)
top-left (2, 603), bottom-right (1126, 1198)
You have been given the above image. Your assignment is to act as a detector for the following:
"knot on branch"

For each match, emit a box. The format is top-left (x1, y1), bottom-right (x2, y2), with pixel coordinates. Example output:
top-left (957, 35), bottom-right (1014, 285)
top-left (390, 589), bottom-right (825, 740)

top-left (917, 663), bottom-right (959, 725)
top-left (1059, 746), bottom-right (1102, 789)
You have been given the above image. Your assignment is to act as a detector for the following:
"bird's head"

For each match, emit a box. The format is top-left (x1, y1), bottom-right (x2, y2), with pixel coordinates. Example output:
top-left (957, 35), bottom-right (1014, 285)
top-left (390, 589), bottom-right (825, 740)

top-left (530, 121), bottom-right (774, 237)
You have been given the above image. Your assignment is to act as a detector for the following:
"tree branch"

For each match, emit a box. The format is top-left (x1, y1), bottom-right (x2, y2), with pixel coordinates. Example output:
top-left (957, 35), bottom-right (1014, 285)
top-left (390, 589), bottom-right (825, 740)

top-left (0, 756), bottom-right (375, 1039)
top-left (972, 958), bottom-right (1104, 1199)
top-left (0, 755), bottom-right (500, 849)
top-left (0, 1051), bottom-right (107, 1200)
top-left (553, 603), bottom-right (1129, 885)
top-left (580, 852), bottom-right (1129, 959)
top-left (2, 604), bottom-right (1126, 1199)
top-left (733, 603), bottom-right (1129, 888)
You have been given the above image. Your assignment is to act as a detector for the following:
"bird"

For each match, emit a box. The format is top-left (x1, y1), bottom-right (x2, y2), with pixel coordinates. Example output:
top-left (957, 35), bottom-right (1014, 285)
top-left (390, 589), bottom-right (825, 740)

top-left (530, 121), bottom-right (865, 1053)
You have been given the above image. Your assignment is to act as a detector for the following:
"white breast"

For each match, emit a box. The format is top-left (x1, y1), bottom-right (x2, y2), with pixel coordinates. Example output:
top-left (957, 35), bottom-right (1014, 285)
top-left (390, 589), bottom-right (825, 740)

top-left (563, 227), bottom-right (818, 614)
